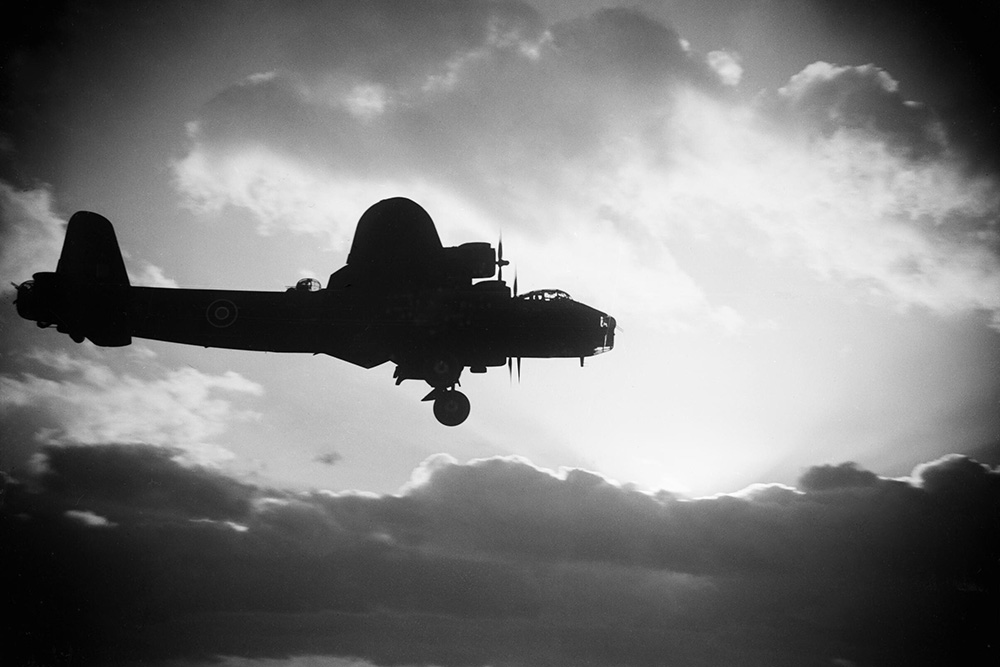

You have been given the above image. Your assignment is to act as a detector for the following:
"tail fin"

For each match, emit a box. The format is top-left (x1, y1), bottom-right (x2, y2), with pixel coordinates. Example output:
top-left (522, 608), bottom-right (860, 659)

top-left (57, 211), bottom-right (131, 287)
top-left (50, 211), bottom-right (132, 346)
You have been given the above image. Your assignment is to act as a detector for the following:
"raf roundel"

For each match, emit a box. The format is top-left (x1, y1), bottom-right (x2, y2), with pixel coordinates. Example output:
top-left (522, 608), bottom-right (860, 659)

top-left (206, 299), bottom-right (238, 328)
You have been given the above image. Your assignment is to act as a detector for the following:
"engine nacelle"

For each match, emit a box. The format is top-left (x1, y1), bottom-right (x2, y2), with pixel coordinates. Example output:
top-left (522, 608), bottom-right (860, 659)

top-left (442, 242), bottom-right (496, 280)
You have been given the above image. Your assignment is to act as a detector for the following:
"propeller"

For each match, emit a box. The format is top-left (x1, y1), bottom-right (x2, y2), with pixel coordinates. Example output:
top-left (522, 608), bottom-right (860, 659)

top-left (507, 356), bottom-right (522, 383)
top-left (500, 235), bottom-right (519, 383)
top-left (497, 234), bottom-right (510, 282)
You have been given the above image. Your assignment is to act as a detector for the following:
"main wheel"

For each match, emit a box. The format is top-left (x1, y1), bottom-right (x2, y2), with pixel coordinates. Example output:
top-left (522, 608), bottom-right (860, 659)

top-left (433, 390), bottom-right (470, 426)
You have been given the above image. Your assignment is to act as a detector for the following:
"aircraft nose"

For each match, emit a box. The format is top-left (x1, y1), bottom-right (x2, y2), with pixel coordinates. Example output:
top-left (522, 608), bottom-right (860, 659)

top-left (592, 313), bottom-right (615, 353)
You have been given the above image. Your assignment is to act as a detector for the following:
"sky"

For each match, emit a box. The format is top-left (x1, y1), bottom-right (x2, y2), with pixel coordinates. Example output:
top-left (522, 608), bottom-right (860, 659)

top-left (0, 1), bottom-right (998, 665)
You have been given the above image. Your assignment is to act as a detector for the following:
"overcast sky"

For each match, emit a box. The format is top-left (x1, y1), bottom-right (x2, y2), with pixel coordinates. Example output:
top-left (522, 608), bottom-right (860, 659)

top-left (1, 1), bottom-right (998, 665)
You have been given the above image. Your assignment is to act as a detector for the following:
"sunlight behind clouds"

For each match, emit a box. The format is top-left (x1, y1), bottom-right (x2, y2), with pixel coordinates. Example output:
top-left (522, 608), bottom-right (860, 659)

top-left (6, 1), bottom-right (993, 500)
top-left (160, 13), bottom-right (1000, 498)
top-left (659, 85), bottom-right (1000, 326)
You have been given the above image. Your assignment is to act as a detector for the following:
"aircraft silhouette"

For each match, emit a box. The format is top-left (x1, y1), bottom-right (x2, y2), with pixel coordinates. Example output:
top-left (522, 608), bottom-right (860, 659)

top-left (13, 197), bottom-right (616, 425)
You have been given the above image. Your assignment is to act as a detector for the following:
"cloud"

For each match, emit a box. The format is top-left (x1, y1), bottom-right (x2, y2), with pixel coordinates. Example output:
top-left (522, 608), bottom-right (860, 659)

top-left (0, 181), bottom-right (65, 287)
top-left (803, 0), bottom-right (1000, 171)
top-left (0, 348), bottom-right (263, 464)
top-left (172, 6), bottom-right (719, 234)
top-left (707, 50), bottom-right (742, 86)
top-left (169, 6), bottom-right (1000, 330)
top-left (65, 509), bottom-right (116, 528)
top-left (6, 447), bottom-right (996, 666)
top-left (126, 259), bottom-right (180, 288)
top-left (0, 179), bottom-right (179, 290)
top-left (170, 10), bottom-right (709, 240)
top-left (314, 451), bottom-right (342, 466)
top-left (798, 461), bottom-right (880, 491)
top-left (767, 62), bottom-right (946, 158)
top-left (664, 82), bottom-right (1000, 326)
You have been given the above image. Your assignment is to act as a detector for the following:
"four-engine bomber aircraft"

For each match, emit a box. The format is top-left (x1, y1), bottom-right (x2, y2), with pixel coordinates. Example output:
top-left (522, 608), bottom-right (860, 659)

top-left (14, 197), bottom-right (616, 425)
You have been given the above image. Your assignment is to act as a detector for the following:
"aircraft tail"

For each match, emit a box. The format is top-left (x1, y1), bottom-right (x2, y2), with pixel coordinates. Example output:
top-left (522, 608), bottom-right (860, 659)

top-left (18, 211), bottom-right (134, 346)
top-left (57, 211), bottom-right (131, 288)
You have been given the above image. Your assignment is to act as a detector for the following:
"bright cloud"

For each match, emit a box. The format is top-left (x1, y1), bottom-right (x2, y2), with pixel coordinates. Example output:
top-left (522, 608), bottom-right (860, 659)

top-left (662, 87), bottom-right (1000, 324)
top-left (65, 509), bottom-right (116, 528)
top-left (0, 181), bottom-right (65, 288)
top-left (706, 49), bottom-right (742, 85)
top-left (0, 348), bottom-right (263, 461)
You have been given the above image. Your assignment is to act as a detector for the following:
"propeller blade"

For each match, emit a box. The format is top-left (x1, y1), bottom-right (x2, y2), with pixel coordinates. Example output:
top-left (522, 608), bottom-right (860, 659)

top-left (497, 233), bottom-right (510, 281)
top-left (513, 270), bottom-right (517, 297)
top-left (508, 356), bottom-right (513, 383)
top-left (516, 357), bottom-right (521, 382)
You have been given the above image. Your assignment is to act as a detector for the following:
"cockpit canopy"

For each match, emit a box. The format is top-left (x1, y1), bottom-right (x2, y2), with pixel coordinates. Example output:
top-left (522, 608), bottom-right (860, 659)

top-left (518, 289), bottom-right (571, 302)
top-left (294, 277), bottom-right (322, 292)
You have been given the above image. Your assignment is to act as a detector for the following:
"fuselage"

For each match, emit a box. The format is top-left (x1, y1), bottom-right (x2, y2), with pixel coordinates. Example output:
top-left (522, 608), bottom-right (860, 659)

top-left (16, 275), bottom-right (614, 370)
top-left (127, 280), bottom-right (614, 368)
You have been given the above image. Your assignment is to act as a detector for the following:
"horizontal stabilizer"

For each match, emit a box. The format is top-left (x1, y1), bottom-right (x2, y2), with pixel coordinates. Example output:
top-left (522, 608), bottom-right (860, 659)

top-left (57, 211), bottom-right (131, 287)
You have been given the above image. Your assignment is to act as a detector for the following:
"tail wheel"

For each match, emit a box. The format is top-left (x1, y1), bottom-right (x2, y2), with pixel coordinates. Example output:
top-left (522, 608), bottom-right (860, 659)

top-left (433, 390), bottom-right (470, 426)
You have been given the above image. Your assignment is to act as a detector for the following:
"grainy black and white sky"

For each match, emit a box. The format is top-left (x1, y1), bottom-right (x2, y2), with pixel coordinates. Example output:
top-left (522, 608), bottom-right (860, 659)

top-left (1, 1), bottom-right (998, 666)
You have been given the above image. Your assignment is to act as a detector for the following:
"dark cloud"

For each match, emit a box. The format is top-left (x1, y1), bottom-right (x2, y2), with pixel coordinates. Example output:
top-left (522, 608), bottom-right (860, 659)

top-left (277, 0), bottom-right (547, 84)
top-left (760, 62), bottom-right (947, 160)
top-left (5, 445), bottom-right (997, 666)
top-left (549, 7), bottom-right (716, 86)
top-left (175, 3), bottom-right (726, 237)
top-left (34, 444), bottom-right (259, 522)
top-left (798, 461), bottom-right (880, 492)
top-left (806, 0), bottom-right (1000, 171)
top-left (314, 450), bottom-right (342, 466)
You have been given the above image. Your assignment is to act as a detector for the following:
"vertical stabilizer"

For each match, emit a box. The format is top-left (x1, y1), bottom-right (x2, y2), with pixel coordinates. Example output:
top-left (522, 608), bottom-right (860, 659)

top-left (38, 211), bottom-right (134, 346)
top-left (57, 211), bottom-right (131, 287)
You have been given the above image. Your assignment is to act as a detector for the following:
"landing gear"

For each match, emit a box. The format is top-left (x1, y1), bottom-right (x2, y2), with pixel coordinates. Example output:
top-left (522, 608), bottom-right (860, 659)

top-left (427, 355), bottom-right (462, 388)
top-left (398, 357), bottom-right (471, 426)
top-left (432, 389), bottom-right (470, 427)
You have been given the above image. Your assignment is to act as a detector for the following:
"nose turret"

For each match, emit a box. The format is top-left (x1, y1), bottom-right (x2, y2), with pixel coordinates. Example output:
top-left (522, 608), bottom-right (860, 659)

top-left (594, 313), bottom-right (615, 355)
